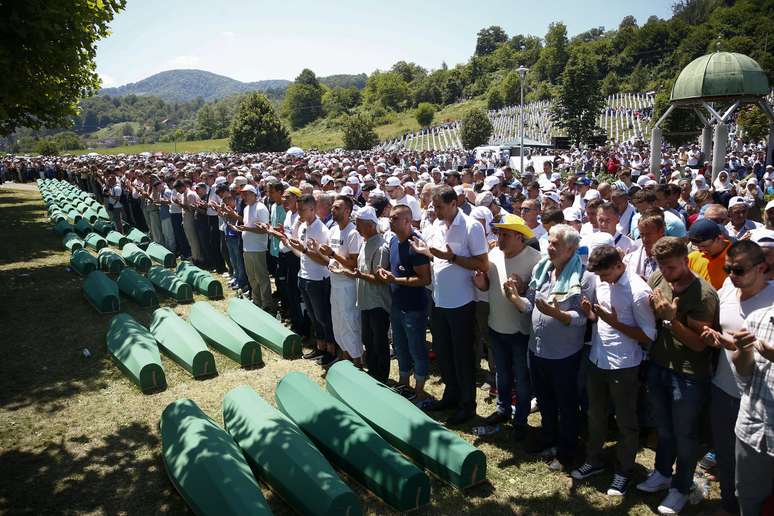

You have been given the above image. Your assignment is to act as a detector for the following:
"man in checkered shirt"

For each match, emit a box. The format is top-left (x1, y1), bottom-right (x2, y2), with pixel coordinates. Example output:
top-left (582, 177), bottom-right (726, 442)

top-left (732, 305), bottom-right (774, 516)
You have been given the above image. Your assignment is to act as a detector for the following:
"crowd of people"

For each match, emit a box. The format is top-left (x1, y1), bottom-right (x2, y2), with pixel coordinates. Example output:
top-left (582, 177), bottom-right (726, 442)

top-left (4, 137), bottom-right (774, 515)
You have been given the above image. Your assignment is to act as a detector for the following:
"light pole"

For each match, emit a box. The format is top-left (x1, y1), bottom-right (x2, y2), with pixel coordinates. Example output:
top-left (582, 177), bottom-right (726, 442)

top-left (517, 65), bottom-right (528, 175)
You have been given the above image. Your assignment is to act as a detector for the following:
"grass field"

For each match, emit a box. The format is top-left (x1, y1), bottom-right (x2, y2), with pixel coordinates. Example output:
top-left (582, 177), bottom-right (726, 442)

top-left (0, 183), bottom-right (722, 515)
top-left (65, 99), bottom-right (488, 156)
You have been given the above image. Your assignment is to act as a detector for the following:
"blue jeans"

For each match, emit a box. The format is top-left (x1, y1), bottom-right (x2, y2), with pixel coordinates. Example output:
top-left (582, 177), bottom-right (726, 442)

top-left (224, 236), bottom-right (248, 288)
top-left (530, 349), bottom-right (582, 462)
top-left (489, 329), bottom-right (530, 425)
top-left (298, 277), bottom-right (334, 343)
top-left (647, 362), bottom-right (709, 493)
top-left (391, 307), bottom-right (428, 381)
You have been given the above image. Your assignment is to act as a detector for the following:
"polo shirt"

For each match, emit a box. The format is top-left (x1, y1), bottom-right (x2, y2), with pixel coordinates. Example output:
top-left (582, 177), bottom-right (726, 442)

top-left (389, 233), bottom-right (430, 312)
top-left (328, 222), bottom-right (361, 288)
top-left (242, 201), bottom-right (269, 252)
top-left (298, 217), bottom-right (330, 281)
top-left (688, 239), bottom-right (732, 289)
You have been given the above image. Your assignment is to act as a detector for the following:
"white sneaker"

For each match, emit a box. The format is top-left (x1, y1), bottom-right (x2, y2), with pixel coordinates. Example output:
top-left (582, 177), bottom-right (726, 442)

top-left (636, 470), bottom-right (672, 493)
top-left (657, 488), bottom-right (689, 514)
top-left (530, 398), bottom-right (539, 413)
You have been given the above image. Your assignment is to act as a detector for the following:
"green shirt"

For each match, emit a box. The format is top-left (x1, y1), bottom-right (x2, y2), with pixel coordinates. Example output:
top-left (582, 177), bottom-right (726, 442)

top-left (269, 202), bottom-right (286, 258)
top-left (648, 271), bottom-right (719, 378)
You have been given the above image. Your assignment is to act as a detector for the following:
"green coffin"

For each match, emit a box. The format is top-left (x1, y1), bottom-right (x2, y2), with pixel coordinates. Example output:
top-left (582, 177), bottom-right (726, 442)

top-left (74, 218), bottom-right (93, 237)
top-left (150, 307), bottom-right (217, 378)
top-left (97, 206), bottom-right (110, 220)
top-left (105, 230), bottom-right (129, 249)
top-left (54, 219), bottom-right (75, 236)
top-left (327, 361), bottom-right (487, 489)
top-left (84, 232), bottom-right (108, 251)
top-left (188, 302), bottom-right (262, 367)
top-left (50, 210), bottom-right (66, 224)
top-left (122, 243), bottom-right (152, 273)
top-left (106, 313), bottom-right (166, 393)
top-left (117, 268), bottom-right (159, 308)
top-left (82, 208), bottom-right (99, 224)
top-left (98, 249), bottom-right (127, 274)
top-left (146, 242), bottom-right (176, 268)
top-left (160, 399), bottom-right (271, 516)
top-left (276, 372), bottom-right (430, 511)
top-left (223, 385), bottom-right (361, 516)
top-left (176, 261), bottom-right (223, 299)
top-left (70, 248), bottom-right (98, 276)
top-left (227, 298), bottom-right (301, 359)
top-left (63, 233), bottom-right (84, 253)
top-left (147, 266), bottom-right (193, 303)
top-left (126, 227), bottom-right (150, 247)
top-left (83, 270), bottom-right (120, 314)
top-left (93, 219), bottom-right (115, 236)
top-left (67, 209), bottom-right (82, 224)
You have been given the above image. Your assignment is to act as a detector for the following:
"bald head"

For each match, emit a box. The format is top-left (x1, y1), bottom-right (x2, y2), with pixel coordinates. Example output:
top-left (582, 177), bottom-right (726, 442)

top-left (704, 204), bottom-right (728, 225)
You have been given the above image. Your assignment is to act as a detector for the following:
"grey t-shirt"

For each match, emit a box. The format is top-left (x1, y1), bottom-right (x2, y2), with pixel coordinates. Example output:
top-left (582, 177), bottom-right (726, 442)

top-left (356, 234), bottom-right (391, 312)
top-left (713, 280), bottom-right (774, 398)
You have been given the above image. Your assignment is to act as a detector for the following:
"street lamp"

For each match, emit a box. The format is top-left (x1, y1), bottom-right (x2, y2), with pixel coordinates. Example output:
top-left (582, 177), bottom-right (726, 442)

top-left (517, 64), bottom-right (529, 175)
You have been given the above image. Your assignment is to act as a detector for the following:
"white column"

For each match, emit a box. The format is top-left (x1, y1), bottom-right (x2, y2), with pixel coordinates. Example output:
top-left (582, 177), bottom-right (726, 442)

top-left (701, 125), bottom-right (713, 163)
top-left (712, 122), bottom-right (728, 183)
top-left (650, 126), bottom-right (662, 176)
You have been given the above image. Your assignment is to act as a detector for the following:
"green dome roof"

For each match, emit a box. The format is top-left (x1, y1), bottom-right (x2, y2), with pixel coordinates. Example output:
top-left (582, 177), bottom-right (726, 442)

top-left (670, 52), bottom-right (770, 103)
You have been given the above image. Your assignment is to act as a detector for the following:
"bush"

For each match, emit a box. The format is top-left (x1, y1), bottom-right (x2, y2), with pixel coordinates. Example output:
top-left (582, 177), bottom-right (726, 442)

top-left (229, 92), bottom-right (290, 152)
top-left (342, 114), bottom-right (378, 150)
top-left (487, 89), bottom-right (504, 110)
top-left (33, 138), bottom-right (59, 156)
top-left (415, 102), bottom-right (436, 127)
top-left (460, 108), bottom-right (493, 149)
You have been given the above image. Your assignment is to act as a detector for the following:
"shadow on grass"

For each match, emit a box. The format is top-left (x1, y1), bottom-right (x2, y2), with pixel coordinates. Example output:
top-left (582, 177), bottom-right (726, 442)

top-left (0, 189), bottom-right (63, 266)
top-left (0, 421), bottom-right (186, 515)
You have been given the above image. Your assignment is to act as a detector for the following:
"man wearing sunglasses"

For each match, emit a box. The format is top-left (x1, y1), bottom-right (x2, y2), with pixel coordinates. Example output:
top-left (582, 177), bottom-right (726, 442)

top-left (698, 240), bottom-right (773, 515)
top-left (688, 218), bottom-right (733, 289)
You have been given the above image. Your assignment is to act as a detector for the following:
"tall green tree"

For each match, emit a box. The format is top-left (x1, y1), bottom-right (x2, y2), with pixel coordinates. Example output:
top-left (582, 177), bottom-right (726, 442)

top-left (229, 92), bottom-right (290, 152)
top-left (283, 69), bottom-right (323, 129)
top-left (551, 50), bottom-right (604, 146)
top-left (475, 26), bottom-right (508, 56)
top-left (736, 104), bottom-right (770, 142)
top-left (415, 103), bottom-right (436, 127)
top-left (534, 22), bottom-right (569, 84)
top-left (0, 0), bottom-right (126, 135)
top-left (460, 108), bottom-right (493, 149)
top-left (342, 114), bottom-right (378, 150)
top-left (364, 71), bottom-right (409, 110)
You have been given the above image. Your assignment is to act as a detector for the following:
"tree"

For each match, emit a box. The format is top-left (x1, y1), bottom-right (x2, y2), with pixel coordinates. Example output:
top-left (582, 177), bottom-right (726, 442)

top-left (364, 71), bottom-right (409, 111)
top-left (487, 89), bottom-right (505, 110)
top-left (460, 108), bottom-right (493, 149)
top-left (34, 138), bottom-right (59, 156)
top-left (284, 69), bottom-right (324, 129)
top-left (342, 114), bottom-right (378, 150)
top-left (391, 61), bottom-right (427, 83)
top-left (415, 103), bottom-right (436, 127)
top-left (475, 26), bottom-right (508, 56)
top-left (0, 0), bottom-right (126, 135)
top-left (51, 131), bottom-right (83, 150)
top-left (737, 105), bottom-right (770, 142)
top-left (196, 104), bottom-right (217, 139)
top-left (501, 71), bottom-right (523, 106)
top-left (229, 92), bottom-right (290, 152)
top-left (551, 50), bottom-right (604, 146)
top-left (624, 61), bottom-right (649, 92)
top-left (534, 22), bottom-right (569, 84)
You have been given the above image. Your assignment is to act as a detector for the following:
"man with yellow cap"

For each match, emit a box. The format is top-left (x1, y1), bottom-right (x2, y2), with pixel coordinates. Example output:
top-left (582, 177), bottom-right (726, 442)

top-left (472, 213), bottom-right (541, 441)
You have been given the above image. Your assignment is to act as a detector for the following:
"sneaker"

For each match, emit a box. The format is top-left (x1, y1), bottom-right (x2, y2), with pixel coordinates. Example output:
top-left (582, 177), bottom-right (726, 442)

top-left (607, 474), bottom-right (629, 496)
top-left (303, 349), bottom-right (325, 361)
top-left (657, 488), bottom-right (689, 514)
top-left (570, 463), bottom-right (606, 480)
top-left (637, 470), bottom-right (672, 493)
top-left (530, 398), bottom-right (539, 413)
top-left (699, 450), bottom-right (717, 470)
top-left (221, 272), bottom-right (231, 278)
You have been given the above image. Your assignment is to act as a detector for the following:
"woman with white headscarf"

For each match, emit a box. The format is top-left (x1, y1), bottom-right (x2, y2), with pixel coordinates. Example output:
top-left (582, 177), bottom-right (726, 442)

top-left (743, 178), bottom-right (765, 222)
top-left (713, 170), bottom-right (732, 193)
top-left (691, 174), bottom-right (710, 197)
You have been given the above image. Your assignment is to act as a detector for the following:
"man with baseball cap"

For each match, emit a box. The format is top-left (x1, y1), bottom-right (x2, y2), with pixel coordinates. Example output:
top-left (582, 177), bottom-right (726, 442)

top-left (726, 196), bottom-right (763, 239)
top-left (472, 214), bottom-right (541, 440)
top-left (385, 176), bottom-right (421, 227)
top-left (688, 218), bottom-right (733, 289)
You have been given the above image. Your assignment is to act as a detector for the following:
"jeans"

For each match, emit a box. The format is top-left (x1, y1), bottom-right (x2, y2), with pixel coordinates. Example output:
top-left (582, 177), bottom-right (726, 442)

top-left (224, 237), bottom-right (248, 289)
top-left (278, 252), bottom-right (308, 337)
top-left (710, 384), bottom-right (741, 513)
top-left (392, 307), bottom-right (429, 381)
top-left (298, 277), bottom-right (333, 343)
top-left (530, 349), bottom-right (582, 463)
top-left (431, 302), bottom-right (476, 412)
top-left (170, 212), bottom-right (190, 258)
top-left (647, 362), bottom-right (709, 493)
top-left (489, 328), bottom-right (531, 425)
top-left (361, 307), bottom-right (390, 382)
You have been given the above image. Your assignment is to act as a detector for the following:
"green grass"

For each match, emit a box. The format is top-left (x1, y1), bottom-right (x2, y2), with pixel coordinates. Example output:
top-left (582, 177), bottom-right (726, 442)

top-left (65, 98), bottom-right (489, 155)
top-left (0, 182), bottom-right (723, 515)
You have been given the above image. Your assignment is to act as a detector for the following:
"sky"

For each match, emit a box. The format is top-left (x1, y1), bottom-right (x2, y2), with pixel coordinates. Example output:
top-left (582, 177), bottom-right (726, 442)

top-left (96, 0), bottom-right (675, 87)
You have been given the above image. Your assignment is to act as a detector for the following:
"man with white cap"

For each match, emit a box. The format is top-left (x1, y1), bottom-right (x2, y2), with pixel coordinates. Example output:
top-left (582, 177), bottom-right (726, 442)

top-left (319, 195), bottom-right (364, 366)
top-left (231, 184), bottom-right (274, 312)
top-left (472, 214), bottom-right (541, 440)
top-left (385, 176), bottom-right (421, 227)
top-left (726, 196), bottom-right (762, 239)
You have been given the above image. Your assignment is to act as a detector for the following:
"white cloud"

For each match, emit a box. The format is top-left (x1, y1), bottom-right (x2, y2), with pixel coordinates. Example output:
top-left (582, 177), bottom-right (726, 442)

top-left (168, 55), bottom-right (201, 68)
top-left (100, 73), bottom-right (117, 87)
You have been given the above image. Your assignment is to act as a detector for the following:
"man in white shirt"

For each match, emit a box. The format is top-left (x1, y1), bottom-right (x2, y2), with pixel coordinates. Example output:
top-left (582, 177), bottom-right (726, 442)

top-left (624, 212), bottom-right (665, 282)
top-left (598, 202), bottom-right (636, 255)
top-left (319, 195), bottom-right (363, 365)
top-left (571, 245), bottom-right (656, 496)
top-left (236, 185), bottom-right (274, 313)
top-left (611, 189), bottom-right (636, 237)
top-left (412, 185), bottom-right (489, 425)
top-left (385, 176), bottom-right (421, 227)
top-left (726, 196), bottom-right (763, 239)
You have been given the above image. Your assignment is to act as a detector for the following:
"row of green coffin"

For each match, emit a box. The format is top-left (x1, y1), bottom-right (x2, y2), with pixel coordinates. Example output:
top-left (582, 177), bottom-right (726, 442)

top-left (160, 364), bottom-right (486, 515)
top-left (105, 303), bottom-right (264, 388)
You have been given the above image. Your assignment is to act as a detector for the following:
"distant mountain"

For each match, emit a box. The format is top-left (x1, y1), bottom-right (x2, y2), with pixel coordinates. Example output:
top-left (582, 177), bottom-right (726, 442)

top-left (100, 70), bottom-right (291, 102)
top-left (100, 69), bottom-right (368, 102)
